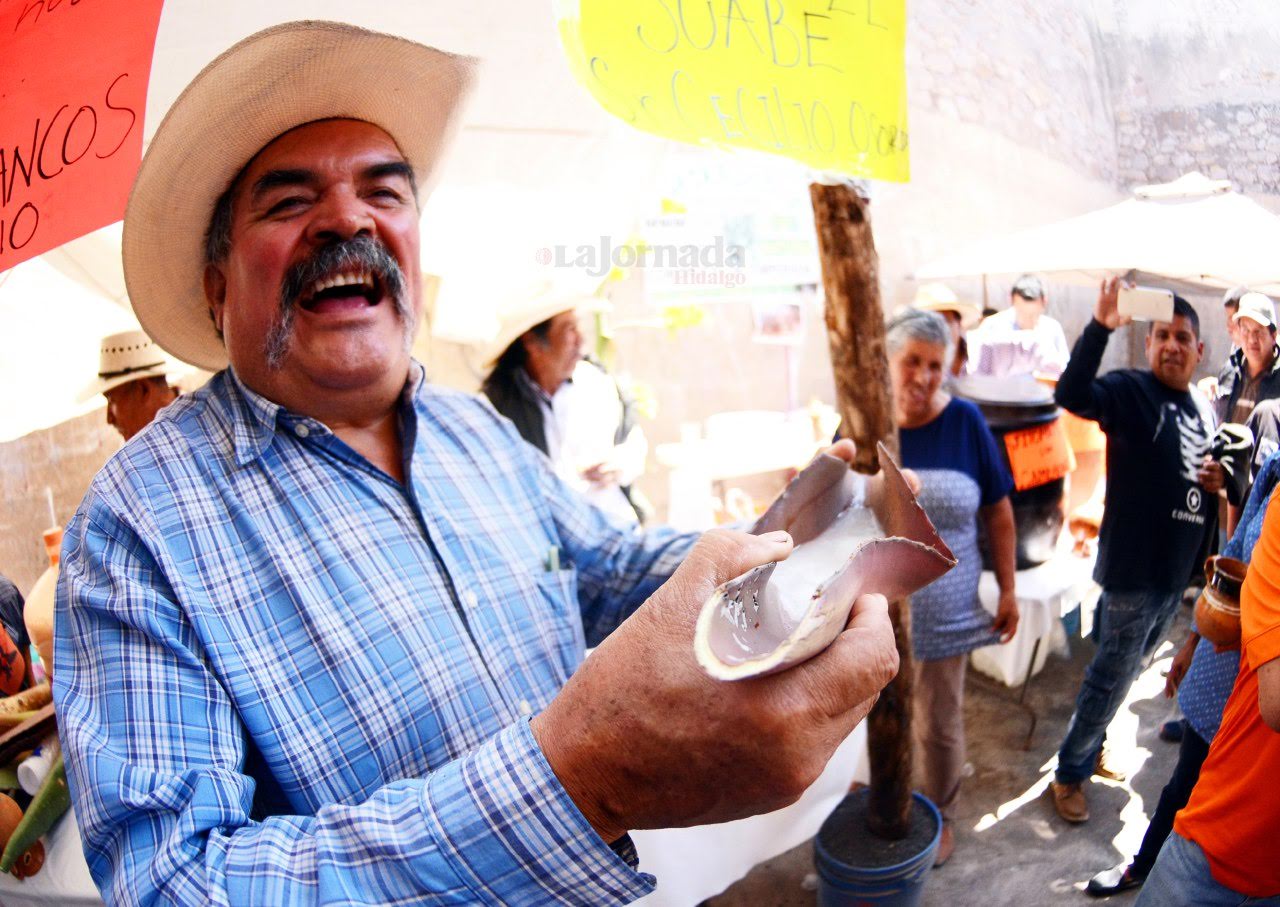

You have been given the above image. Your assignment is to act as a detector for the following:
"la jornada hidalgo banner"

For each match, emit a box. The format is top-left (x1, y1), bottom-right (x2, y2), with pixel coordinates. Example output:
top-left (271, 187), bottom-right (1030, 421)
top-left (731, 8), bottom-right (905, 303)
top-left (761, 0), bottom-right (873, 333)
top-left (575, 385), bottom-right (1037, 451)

top-left (0, 0), bottom-right (166, 273)
top-left (557, 0), bottom-right (909, 181)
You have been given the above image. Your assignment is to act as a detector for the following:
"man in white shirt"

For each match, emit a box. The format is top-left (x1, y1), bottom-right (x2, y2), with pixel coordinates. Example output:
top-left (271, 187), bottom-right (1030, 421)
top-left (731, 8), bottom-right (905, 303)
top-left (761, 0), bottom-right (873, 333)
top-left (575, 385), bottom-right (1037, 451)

top-left (968, 274), bottom-right (1070, 379)
top-left (482, 291), bottom-right (647, 524)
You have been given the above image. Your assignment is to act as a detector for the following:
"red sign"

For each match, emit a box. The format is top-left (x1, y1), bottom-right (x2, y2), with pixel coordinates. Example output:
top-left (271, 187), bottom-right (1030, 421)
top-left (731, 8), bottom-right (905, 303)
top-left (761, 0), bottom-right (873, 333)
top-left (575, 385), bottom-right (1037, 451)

top-left (0, 0), bottom-right (166, 272)
top-left (1004, 419), bottom-right (1076, 493)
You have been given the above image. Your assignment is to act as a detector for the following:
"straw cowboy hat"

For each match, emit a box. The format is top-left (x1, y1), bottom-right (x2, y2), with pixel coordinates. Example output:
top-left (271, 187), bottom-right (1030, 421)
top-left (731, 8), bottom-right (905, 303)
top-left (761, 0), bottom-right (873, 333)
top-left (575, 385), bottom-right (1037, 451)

top-left (485, 279), bottom-right (610, 367)
top-left (123, 21), bottom-right (478, 372)
top-left (911, 283), bottom-right (981, 329)
top-left (78, 329), bottom-right (187, 403)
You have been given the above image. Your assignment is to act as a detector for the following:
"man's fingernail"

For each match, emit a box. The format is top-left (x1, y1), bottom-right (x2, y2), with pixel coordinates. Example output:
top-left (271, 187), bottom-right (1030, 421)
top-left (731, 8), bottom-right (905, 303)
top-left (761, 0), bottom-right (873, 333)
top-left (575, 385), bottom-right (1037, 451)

top-left (760, 531), bottom-right (792, 544)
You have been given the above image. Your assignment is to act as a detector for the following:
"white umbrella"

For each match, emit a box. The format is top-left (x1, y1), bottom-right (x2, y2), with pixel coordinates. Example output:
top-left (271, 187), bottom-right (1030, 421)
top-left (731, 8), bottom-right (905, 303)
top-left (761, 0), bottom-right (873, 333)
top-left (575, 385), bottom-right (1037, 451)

top-left (915, 173), bottom-right (1280, 295)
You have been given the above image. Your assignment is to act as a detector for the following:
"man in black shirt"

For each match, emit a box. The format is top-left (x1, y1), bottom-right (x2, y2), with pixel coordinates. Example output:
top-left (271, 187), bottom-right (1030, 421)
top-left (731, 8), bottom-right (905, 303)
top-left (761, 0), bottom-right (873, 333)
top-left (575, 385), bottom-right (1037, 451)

top-left (1049, 278), bottom-right (1221, 824)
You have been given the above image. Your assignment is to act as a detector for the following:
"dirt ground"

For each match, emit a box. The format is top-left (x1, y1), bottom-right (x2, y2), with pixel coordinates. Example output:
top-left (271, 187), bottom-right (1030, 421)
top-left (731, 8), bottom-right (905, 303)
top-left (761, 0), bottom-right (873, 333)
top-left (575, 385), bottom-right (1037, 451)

top-left (703, 603), bottom-right (1192, 907)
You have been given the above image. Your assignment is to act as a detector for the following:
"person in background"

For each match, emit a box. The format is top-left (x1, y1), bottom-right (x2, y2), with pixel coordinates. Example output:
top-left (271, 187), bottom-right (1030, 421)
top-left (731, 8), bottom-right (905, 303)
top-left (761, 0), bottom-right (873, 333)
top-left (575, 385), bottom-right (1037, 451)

top-left (1086, 447), bottom-right (1280, 897)
top-left (482, 291), bottom-right (648, 525)
top-left (882, 308), bottom-right (1019, 867)
top-left (967, 274), bottom-right (1069, 379)
top-left (910, 283), bottom-right (981, 377)
top-left (0, 574), bottom-right (30, 682)
top-left (1197, 286), bottom-right (1248, 401)
top-left (81, 329), bottom-right (182, 442)
top-left (1212, 291), bottom-right (1280, 427)
top-left (1134, 477), bottom-right (1280, 905)
top-left (1049, 278), bottom-right (1221, 824)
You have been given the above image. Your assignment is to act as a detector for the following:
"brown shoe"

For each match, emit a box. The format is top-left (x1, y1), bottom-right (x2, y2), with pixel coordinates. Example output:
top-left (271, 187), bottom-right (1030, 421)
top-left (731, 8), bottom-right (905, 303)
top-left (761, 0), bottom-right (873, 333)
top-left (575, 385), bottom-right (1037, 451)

top-left (933, 822), bottom-right (955, 868)
top-left (1093, 747), bottom-right (1127, 782)
top-left (1050, 781), bottom-right (1089, 823)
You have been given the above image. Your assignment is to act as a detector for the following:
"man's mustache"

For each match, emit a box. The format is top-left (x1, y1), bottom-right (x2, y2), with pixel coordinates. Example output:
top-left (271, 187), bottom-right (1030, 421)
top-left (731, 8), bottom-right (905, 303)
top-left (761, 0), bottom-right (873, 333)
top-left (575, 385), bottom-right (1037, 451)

top-left (264, 237), bottom-right (412, 370)
top-left (280, 236), bottom-right (407, 313)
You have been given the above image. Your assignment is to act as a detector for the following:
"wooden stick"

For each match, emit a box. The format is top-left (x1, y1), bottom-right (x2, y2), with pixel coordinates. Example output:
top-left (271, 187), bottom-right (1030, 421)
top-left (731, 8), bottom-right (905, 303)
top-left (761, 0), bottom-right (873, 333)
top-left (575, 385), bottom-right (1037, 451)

top-left (810, 180), bottom-right (914, 840)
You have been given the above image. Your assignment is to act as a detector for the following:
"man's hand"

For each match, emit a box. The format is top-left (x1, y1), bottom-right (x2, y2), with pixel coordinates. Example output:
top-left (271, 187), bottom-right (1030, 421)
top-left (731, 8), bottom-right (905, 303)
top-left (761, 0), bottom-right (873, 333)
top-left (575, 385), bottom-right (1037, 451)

top-left (1165, 633), bottom-right (1198, 698)
top-left (531, 529), bottom-right (898, 842)
top-left (992, 589), bottom-right (1019, 644)
top-left (1197, 376), bottom-right (1220, 400)
top-left (1198, 456), bottom-right (1226, 495)
top-left (1093, 277), bottom-right (1132, 331)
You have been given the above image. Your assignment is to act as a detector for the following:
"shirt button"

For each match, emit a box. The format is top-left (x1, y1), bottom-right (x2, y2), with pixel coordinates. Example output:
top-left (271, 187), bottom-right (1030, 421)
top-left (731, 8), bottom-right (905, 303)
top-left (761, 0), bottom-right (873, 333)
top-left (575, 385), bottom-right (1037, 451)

top-left (518, 700), bottom-right (533, 717)
top-left (462, 590), bottom-right (479, 609)
top-left (294, 424), bottom-right (310, 438)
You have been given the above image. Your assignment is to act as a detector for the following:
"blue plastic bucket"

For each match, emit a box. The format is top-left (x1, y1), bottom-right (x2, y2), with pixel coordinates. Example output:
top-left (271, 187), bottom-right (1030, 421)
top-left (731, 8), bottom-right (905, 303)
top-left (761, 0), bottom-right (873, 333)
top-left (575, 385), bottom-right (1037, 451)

top-left (813, 791), bottom-right (941, 907)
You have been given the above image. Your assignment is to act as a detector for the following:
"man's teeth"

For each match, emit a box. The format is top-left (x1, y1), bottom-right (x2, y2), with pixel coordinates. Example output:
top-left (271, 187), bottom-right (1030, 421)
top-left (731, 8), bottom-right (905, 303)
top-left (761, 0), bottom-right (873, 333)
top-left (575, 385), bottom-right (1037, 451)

top-left (309, 271), bottom-right (375, 298)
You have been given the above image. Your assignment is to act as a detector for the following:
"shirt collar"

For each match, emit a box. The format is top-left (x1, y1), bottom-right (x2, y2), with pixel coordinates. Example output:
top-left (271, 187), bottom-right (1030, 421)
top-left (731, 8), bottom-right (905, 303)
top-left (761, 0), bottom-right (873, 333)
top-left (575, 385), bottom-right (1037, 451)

top-left (515, 367), bottom-right (557, 405)
top-left (1234, 345), bottom-right (1280, 380)
top-left (225, 363), bottom-right (426, 466)
top-left (226, 368), bottom-right (284, 466)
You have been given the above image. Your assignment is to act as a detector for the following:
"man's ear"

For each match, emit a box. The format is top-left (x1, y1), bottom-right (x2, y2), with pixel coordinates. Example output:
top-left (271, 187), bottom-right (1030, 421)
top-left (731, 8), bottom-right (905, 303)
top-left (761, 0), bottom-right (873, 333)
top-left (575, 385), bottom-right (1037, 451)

top-left (203, 264), bottom-right (227, 333)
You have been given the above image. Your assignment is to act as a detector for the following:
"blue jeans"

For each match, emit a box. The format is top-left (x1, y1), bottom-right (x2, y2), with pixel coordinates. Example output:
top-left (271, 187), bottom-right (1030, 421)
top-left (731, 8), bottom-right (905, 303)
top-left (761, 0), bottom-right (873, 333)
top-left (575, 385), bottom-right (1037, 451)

top-left (1137, 832), bottom-right (1280, 906)
top-left (1055, 587), bottom-right (1183, 784)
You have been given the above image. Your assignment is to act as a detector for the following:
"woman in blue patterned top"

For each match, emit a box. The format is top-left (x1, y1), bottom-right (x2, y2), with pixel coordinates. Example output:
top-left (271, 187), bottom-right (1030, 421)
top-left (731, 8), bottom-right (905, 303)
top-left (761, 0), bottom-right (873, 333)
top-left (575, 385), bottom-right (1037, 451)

top-left (886, 309), bottom-right (1020, 866)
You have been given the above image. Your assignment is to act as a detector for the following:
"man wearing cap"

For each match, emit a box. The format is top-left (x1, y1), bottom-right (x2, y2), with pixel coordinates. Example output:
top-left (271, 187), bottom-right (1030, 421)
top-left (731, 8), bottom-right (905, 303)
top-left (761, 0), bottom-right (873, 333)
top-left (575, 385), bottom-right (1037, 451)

top-left (53, 22), bottom-right (898, 906)
top-left (482, 294), bottom-right (648, 525)
top-left (83, 328), bottom-right (181, 442)
top-left (1212, 292), bottom-right (1280, 428)
top-left (967, 274), bottom-right (1070, 379)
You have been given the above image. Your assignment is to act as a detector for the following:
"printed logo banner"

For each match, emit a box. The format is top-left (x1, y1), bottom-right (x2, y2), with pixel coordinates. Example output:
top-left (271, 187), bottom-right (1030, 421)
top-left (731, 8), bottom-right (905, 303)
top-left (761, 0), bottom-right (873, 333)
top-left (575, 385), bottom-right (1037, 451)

top-left (0, 0), bottom-right (167, 273)
top-left (556, 0), bottom-right (909, 181)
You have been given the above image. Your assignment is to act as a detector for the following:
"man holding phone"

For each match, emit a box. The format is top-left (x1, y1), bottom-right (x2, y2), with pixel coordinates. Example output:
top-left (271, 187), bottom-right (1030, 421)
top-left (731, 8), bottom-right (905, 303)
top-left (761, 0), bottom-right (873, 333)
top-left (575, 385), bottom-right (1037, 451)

top-left (1048, 278), bottom-right (1222, 824)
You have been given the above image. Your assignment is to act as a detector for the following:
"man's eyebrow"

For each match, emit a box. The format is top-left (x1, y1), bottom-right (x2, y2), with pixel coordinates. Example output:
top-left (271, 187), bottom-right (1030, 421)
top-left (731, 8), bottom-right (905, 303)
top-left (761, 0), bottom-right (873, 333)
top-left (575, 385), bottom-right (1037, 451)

top-left (363, 160), bottom-right (416, 186)
top-left (250, 168), bottom-right (317, 201)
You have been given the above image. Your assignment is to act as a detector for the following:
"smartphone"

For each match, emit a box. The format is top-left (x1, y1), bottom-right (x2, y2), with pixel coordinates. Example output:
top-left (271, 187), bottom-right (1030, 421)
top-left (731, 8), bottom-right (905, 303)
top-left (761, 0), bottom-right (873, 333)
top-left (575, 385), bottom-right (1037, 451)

top-left (1118, 285), bottom-right (1175, 322)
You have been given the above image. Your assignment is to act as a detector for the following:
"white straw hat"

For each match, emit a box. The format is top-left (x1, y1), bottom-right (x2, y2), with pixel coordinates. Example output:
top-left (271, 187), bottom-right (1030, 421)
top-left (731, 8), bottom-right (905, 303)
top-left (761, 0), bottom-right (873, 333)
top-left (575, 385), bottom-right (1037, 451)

top-left (78, 329), bottom-right (186, 402)
top-left (485, 279), bottom-right (610, 367)
top-left (912, 283), bottom-right (981, 329)
top-left (123, 21), bottom-right (478, 371)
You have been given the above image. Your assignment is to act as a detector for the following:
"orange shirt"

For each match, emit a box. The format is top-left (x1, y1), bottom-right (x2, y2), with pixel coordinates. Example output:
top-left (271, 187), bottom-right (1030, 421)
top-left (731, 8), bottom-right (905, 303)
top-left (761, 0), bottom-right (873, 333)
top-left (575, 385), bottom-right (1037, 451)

top-left (1175, 489), bottom-right (1280, 898)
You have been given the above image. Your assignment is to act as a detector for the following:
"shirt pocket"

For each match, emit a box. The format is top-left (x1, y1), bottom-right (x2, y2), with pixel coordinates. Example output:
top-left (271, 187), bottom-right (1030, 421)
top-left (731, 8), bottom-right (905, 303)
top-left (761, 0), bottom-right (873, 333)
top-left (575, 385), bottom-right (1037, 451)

top-left (533, 565), bottom-right (586, 679)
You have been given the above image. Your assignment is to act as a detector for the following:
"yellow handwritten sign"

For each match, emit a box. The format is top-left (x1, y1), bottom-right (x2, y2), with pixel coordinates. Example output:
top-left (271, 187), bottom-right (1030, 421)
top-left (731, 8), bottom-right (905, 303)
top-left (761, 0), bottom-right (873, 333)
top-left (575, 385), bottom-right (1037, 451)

top-left (1004, 420), bottom-right (1076, 493)
top-left (556, 0), bottom-right (909, 181)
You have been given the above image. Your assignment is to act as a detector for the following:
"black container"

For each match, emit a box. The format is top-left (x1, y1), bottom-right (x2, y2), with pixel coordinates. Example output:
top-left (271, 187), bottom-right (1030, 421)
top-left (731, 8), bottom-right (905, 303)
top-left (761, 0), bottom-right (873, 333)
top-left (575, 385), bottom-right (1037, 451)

top-left (952, 374), bottom-right (1066, 570)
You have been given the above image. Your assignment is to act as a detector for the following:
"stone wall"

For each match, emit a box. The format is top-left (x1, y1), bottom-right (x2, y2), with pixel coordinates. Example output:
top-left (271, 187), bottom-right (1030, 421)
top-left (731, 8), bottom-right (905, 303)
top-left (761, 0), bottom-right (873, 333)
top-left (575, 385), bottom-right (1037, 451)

top-left (907, 0), bottom-right (1118, 183)
top-left (1107, 0), bottom-right (1280, 196)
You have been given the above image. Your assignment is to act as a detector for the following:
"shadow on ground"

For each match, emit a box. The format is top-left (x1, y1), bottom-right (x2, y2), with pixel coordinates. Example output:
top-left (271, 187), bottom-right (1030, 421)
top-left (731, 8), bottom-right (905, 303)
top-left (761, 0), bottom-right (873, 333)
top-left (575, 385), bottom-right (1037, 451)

top-left (702, 604), bottom-right (1191, 907)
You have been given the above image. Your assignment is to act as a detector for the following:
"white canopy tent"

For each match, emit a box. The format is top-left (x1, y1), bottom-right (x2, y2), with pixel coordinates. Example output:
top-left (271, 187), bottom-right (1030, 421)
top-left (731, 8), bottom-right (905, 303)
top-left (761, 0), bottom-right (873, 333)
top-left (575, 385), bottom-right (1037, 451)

top-left (915, 172), bottom-right (1280, 295)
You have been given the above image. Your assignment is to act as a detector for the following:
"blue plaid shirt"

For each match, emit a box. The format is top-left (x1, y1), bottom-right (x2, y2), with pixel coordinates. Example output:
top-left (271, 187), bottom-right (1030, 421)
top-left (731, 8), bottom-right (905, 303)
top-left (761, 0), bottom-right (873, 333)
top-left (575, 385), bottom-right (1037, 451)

top-left (54, 366), bottom-right (695, 906)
